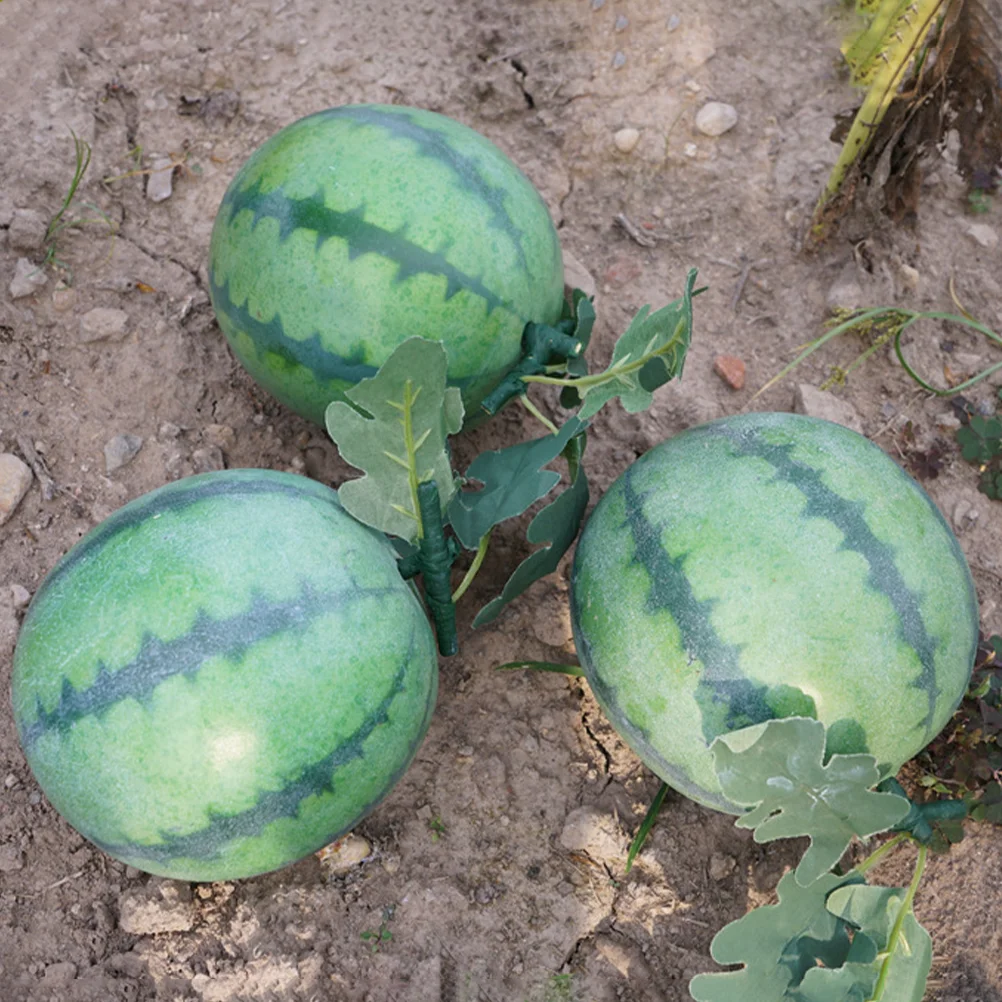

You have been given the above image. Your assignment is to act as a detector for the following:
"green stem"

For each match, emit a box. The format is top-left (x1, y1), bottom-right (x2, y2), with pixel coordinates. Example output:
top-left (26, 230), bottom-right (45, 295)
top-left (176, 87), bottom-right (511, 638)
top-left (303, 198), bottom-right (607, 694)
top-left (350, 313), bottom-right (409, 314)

top-left (870, 843), bottom-right (928, 1002)
top-left (519, 394), bottom-right (560, 435)
top-left (451, 531), bottom-right (491, 604)
top-left (415, 481), bottom-right (457, 656)
top-left (852, 832), bottom-right (909, 877)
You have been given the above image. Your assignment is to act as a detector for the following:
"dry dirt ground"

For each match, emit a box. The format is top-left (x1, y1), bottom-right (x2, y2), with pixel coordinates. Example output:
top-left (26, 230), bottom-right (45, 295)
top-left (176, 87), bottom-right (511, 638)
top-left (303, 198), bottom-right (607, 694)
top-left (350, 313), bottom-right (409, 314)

top-left (2, 1), bottom-right (1002, 1000)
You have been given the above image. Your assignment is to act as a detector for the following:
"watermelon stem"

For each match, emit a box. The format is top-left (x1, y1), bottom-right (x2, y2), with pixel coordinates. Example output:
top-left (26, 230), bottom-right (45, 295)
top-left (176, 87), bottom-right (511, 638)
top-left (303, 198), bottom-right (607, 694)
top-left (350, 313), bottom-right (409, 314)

top-left (480, 319), bottom-right (583, 416)
top-left (451, 530), bottom-right (491, 604)
top-left (415, 479), bottom-right (458, 656)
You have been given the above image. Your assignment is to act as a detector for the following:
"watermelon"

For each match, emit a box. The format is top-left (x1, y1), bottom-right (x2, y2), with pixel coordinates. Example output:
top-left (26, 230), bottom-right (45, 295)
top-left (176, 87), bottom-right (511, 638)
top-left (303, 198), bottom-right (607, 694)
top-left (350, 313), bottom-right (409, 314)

top-left (208, 104), bottom-right (565, 425)
top-left (11, 469), bottom-right (438, 881)
top-left (570, 412), bottom-right (979, 813)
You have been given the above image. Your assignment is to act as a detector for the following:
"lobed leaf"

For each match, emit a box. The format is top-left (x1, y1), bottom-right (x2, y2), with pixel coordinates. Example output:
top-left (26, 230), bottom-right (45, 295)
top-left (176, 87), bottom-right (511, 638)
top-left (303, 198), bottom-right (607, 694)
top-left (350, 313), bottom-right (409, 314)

top-left (448, 417), bottom-right (586, 550)
top-left (712, 718), bottom-right (910, 886)
top-left (326, 337), bottom-right (463, 543)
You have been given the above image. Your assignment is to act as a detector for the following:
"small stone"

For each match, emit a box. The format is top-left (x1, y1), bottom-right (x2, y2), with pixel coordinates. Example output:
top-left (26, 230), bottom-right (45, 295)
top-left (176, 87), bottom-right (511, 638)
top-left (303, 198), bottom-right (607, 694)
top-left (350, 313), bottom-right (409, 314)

top-left (80, 307), bottom-right (129, 343)
top-left (51, 281), bottom-right (76, 312)
top-left (10, 584), bottom-right (30, 609)
top-left (104, 434), bottom-right (143, 473)
top-left (559, 806), bottom-right (626, 864)
top-left (683, 142), bottom-right (698, 158)
top-left (966, 223), bottom-right (999, 250)
top-left (192, 445), bottom-right (225, 473)
top-left (158, 421), bottom-right (183, 440)
top-left (612, 51), bottom-right (626, 69)
top-left (146, 158), bottom-right (175, 203)
top-left (826, 273), bottom-right (865, 311)
top-left (667, 14), bottom-right (681, 31)
top-left (562, 249), bottom-right (597, 300)
top-left (8, 208), bottom-right (48, 253)
top-left (0, 453), bottom-right (33, 526)
top-left (950, 352), bottom-right (984, 376)
top-left (898, 263), bottom-right (920, 291)
top-left (935, 412), bottom-right (962, 432)
top-left (9, 257), bottom-right (47, 299)
top-left (0, 843), bottom-right (24, 872)
top-left (118, 880), bottom-right (195, 934)
top-left (793, 384), bottom-right (864, 434)
top-left (203, 424), bottom-right (236, 451)
top-left (614, 14), bottom-right (629, 30)
top-left (709, 852), bottom-right (737, 881)
top-left (591, 0), bottom-right (605, 9)
top-left (41, 962), bottom-right (77, 987)
top-left (614, 127), bottom-right (641, 154)
top-left (695, 102), bottom-right (738, 137)
top-left (713, 354), bottom-right (746, 391)
top-left (416, 804), bottom-right (434, 821)
top-left (317, 833), bottom-right (372, 874)
top-left (953, 498), bottom-right (979, 531)
top-left (457, 745), bottom-right (474, 758)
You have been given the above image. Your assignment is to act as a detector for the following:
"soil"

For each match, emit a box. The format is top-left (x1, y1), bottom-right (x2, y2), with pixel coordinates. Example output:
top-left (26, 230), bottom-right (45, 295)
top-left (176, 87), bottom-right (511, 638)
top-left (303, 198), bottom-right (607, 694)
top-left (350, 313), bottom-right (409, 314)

top-left (2, 1), bottom-right (1001, 1000)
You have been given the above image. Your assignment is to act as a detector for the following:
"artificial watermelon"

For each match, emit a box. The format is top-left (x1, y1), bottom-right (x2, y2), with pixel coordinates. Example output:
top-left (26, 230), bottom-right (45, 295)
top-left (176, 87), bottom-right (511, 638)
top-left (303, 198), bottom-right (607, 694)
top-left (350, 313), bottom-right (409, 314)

top-left (570, 412), bottom-right (979, 813)
top-left (208, 104), bottom-right (565, 424)
top-left (11, 469), bottom-right (438, 881)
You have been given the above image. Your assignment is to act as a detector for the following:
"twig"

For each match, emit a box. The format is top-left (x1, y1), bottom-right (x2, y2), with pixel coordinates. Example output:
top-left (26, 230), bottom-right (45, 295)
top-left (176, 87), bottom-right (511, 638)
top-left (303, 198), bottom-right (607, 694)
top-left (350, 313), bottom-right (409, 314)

top-left (31, 869), bottom-right (85, 897)
top-left (613, 213), bottom-right (657, 248)
top-left (16, 436), bottom-right (57, 501)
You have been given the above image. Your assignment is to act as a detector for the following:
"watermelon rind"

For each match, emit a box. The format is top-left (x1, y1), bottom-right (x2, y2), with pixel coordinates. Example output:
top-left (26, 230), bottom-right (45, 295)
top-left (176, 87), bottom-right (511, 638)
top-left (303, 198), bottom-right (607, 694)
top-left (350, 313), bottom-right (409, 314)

top-left (570, 412), bottom-right (980, 813)
top-left (12, 469), bottom-right (439, 881)
top-left (208, 104), bottom-right (565, 424)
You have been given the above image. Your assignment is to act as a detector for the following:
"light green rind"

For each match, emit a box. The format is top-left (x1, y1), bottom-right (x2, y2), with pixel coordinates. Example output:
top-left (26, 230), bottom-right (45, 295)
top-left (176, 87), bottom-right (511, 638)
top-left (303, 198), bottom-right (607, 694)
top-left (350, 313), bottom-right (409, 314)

top-left (570, 412), bottom-right (979, 813)
top-left (12, 469), bottom-right (438, 880)
top-left (208, 104), bottom-right (564, 424)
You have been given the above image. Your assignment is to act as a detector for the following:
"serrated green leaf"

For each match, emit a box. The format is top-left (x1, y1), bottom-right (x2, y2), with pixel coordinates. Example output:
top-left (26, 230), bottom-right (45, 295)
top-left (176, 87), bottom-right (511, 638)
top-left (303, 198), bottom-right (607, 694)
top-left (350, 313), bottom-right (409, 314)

top-left (326, 337), bottom-right (463, 542)
top-left (447, 417), bottom-right (586, 550)
top-left (712, 719), bottom-right (910, 886)
top-left (689, 871), bottom-right (861, 1002)
top-left (472, 431), bottom-right (589, 628)
top-left (825, 884), bottom-right (932, 1002)
top-left (576, 269), bottom-right (695, 420)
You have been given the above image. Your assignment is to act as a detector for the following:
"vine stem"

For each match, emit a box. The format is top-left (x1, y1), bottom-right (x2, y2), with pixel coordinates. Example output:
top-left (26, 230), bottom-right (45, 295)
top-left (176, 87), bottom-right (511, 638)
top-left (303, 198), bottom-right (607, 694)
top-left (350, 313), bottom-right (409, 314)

top-left (852, 832), bottom-right (909, 877)
top-left (519, 394), bottom-right (559, 435)
top-left (451, 531), bottom-right (491, 604)
top-left (870, 843), bottom-right (928, 1002)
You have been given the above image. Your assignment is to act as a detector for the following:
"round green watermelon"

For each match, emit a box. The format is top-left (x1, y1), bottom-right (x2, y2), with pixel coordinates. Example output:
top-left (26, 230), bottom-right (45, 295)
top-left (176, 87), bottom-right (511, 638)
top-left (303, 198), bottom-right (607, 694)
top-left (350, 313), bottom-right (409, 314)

top-left (11, 469), bottom-right (438, 881)
top-left (570, 412), bottom-right (979, 813)
top-left (208, 104), bottom-right (565, 425)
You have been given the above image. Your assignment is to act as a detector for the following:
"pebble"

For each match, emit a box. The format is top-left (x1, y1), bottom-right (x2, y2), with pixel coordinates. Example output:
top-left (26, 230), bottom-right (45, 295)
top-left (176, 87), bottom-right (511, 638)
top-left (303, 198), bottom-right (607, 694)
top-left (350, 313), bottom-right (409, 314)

top-left (953, 498), bottom-right (979, 532)
top-left (614, 127), bottom-right (641, 154)
top-left (51, 281), bottom-right (76, 312)
top-left (667, 14), bottom-right (681, 31)
top-left (898, 263), bottom-right (920, 292)
top-left (615, 14), bottom-right (629, 30)
top-left (10, 584), bottom-right (30, 609)
top-left (950, 351), bottom-right (984, 376)
top-left (559, 805), bottom-right (626, 864)
top-left (695, 102), bottom-right (738, 137)
top-left (41, 962), bottom-right (77, 988)
top-left (562, 249), bottom-right (597, 300)
top-left (826, 273), bottom-right (865, 311)
top-left (709, 852), bottom-right (737, 881)
top-left (8, 208), bottom-right (47, 253)
top-left (713, 354), bottom-right (746, 391)
top-left (192, 445), bottom-right (225, 473)
top-left (80, 307), bottom-right (129, 343)
top-left (936, 412), bottom-right (962, 432)
top-left (966, 223), bottom-right (999, 250)
top-left (317, 833), bottom-right (372, 874)
top-left (683, 142), bottom-right (698, 158)
top-left (104, 434), bottom-right (143, 473)
top-left (158, 422), bottom-right (183, 440)
top-left (0, 453), bottom-right (33, 525)
top-left (118, 880), bottom-right (196, 934)
top-left (9, 257), bottom-right (48, 299)
top-left (591, 0), bottom-right (605, 9)
top-left (612, 51), bottom-right (626, 69)
top-left (146, 157), bottom-right (175, 203)
top-left (793, 384), bottom-right (864, 434)
top-left (203, 424), bottom-right (236, 451)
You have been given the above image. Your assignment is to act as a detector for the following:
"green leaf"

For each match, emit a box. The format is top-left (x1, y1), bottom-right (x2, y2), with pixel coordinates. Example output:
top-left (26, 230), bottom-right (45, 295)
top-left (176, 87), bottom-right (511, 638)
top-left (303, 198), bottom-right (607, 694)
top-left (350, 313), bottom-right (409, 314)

top-left (325, 337), bottom-right (464, 542)
top-left (448, 417), bottom-right (586, 550)
top-left (576, 269), bottom-right (695, 420)
top-left (712, 718), bottom-right (910, 886)
top-left (689, 871), bottom-right (861, 1002)
top-left (472, 430), bottom-right (589, 627)
top-left (823, 884), bottom-right (932, 1002)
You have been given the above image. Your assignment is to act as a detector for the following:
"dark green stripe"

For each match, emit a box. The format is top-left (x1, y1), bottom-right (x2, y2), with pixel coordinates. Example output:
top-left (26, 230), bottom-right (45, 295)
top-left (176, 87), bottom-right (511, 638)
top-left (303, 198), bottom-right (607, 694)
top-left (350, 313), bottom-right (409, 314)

top-left (20, 579), bottom-right (394, 748)
top-left (211, 274), bottom-right (378, 385)
top-left (321, 105), bottom-right (534, 273)
top-left (37, 474), bottom-right (336, 600)
top-left (716, 426), bottom-right (941, 740)
top-left (619, 466), bottom-right (774, 742)
top-left (90, 628), bottom-right (423, 866)
top-left (219, 178), bottom-right (516, 317)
